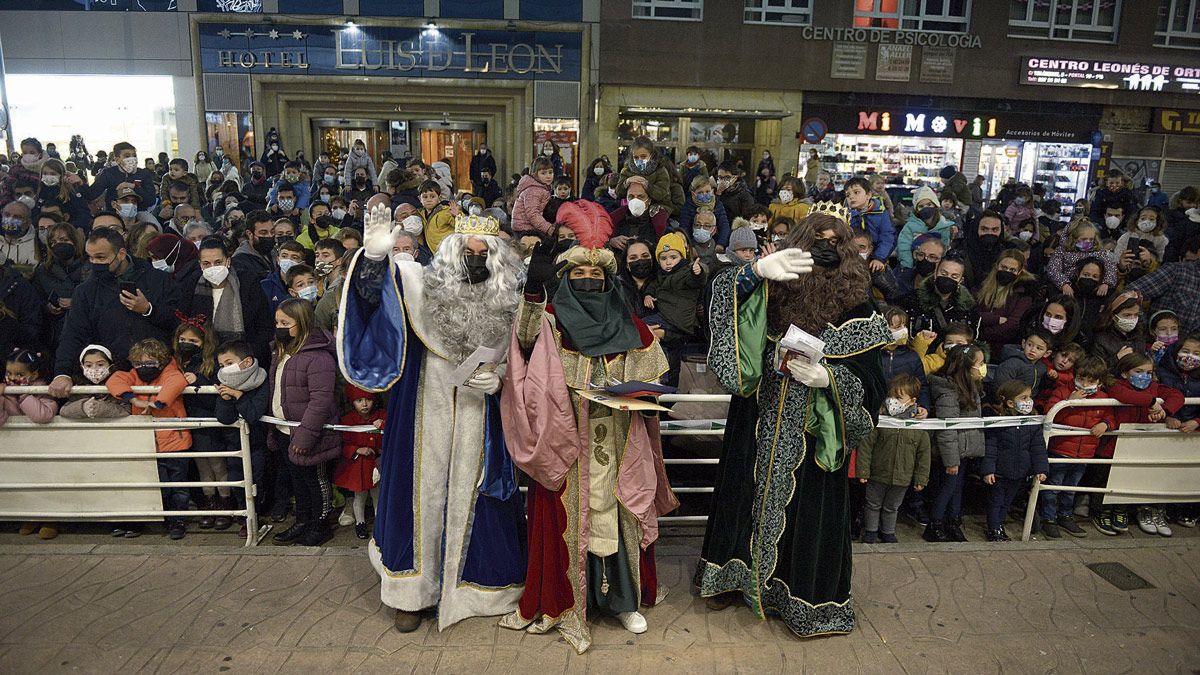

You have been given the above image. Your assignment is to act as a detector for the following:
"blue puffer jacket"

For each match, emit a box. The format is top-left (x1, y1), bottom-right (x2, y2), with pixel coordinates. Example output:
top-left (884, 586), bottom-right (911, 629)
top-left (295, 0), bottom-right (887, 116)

top-left (848, 196), bottom-right (896, 262)
top-left (1157, 343), bottom-right (1200, 422)
top-left (880, 345), bottom-right (931, 410)
top-left (981, 414), bottom-right (1049, 480)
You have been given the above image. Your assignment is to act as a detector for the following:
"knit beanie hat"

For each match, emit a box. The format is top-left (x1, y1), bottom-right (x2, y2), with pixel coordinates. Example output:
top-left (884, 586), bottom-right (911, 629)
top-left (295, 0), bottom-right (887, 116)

top-left (913, 185), bottom-right (939, 208)
top-left (939, 165), bottom-right (957, 180)
top-left (655, 231), bottom-right (688, 259)
top-left (729, 224), bottom-right (758, 251)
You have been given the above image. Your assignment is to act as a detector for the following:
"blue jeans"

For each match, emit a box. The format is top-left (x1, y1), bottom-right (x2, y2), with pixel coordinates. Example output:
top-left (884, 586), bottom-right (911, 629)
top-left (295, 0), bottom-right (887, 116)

top-left (1039, 455), bottom-right (1086, 522)
top-left (157, 457), bottom-right (190, 526)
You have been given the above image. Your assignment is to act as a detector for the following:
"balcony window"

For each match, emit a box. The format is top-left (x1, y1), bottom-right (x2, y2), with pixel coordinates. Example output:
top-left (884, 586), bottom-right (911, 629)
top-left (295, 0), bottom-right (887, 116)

top-left (1156, 0), bottom-right (1200, 48)
top-left (632, 0), bottom-right (704, 21)
top-left (744, 0), bottom-right (813, 25)
top-left (1008, 0), bottom-right (1122, 43)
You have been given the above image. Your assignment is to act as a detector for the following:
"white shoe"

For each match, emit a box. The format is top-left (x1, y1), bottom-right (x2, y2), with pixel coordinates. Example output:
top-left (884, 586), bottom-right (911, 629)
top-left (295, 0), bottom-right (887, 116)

top-left (1137, 507), bottom-right (1158, 535)
top-left (617, 611), bottom-right (647, 634)
top-left (338, 509), bottom-right (355, 527)
top-left (1153, 509), bottom-right (1173, 537)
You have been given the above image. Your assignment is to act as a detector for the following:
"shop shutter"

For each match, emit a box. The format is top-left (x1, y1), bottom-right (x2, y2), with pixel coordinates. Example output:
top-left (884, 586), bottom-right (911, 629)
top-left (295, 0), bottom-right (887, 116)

top-left (203, 73), bottom-right (253, 113)
top-left (1164, 135), bottom-right (1200, 158)
top-left (1160, 160), bottom-right (1200, 193)
top-left (534, 81), bottom-right (580, 119)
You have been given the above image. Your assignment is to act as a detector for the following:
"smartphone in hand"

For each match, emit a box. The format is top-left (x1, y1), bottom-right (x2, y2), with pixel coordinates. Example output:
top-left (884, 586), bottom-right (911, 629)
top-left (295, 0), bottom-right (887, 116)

top-left (119, 281), bottom-right (137, 296)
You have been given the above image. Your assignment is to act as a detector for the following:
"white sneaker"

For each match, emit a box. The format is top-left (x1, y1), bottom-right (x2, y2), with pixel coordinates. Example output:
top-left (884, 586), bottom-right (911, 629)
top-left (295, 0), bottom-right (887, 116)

top-left (1153, 509), bottom-right (1173, 537)
top-left (1137, 507), bottom-right (1158, 535)
top-left (338, 509), bottom-right (355, 527)
top-left (617, 611), bottom-right (647, 634)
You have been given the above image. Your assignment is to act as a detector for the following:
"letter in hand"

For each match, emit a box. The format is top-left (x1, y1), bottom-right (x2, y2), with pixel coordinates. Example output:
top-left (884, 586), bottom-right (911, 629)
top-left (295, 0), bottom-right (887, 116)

top-left (786, 360), bottom-right (830, 388)
top-left (754, 248), bottom-right (814, 281)
top-left (362, 203), bottom-right (401, 261)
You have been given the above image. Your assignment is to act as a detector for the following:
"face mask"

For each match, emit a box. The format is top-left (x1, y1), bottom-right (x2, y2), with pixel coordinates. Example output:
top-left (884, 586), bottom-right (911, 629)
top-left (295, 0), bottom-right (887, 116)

top-left (857, 251), bottom-right (869, 260)
top-left (393, 252), bottom-right (415, 264)
top-left (1128, 372), bottom-right (1153, 390)
top-left (979, 234), bottom-right (1000, 247)
top-left (1015, 399), bottom-right (1035, 415)
top-left (354, 148), bottom-right (365, 157)
top-left (778, 190), bottom-right (793, 203)
top-left (1043, 315), bottom-right (1066, 334)
top-left (1176, 352), bottom-right (1200, 371)
top-left (314, 194), bottom-right (329, 205)
top-left (1104, 215), bottom-right (1121, 229)
top-left (401, 215), bottom-right (424, 235)
top-left (176, 341), bottom-right (201, 363)
top-left (627, 198), bottom-right (647, 217)
top-left (632, 158), bottom-right (651, 172)
top-left (1136, 219), bottom-right (1156, 233)
top-left (135, 365), bottom-right (162, 382)
top-left (468, 204), bottom-right (483, 217)
top-left (202, 264), bottom-right (230, 286)
top-left (1158, 334), bottom-right (1179, 346)
top-left (692, 228), bottom-right (712, 244)
top-left (607, 188), bottom-right (617, 199)
top-left (16, 195), bottom-right (36, 210)
top-left (52, 242), bottom-right (76, 260)
top-left (355, 177), bottom-right (367, 186)
top-left (570, 277), bottom-right (605, 293)
top-left (1018, 230), bottom-right (1034, 242)
top-left (83, 365), bottom-right (110, 384)
top-left (543, 148), bottom-right (553, 157)
top-left (1076, 382), bottom-right (1099, 396)
top-left (151, 258), bottom-right (174, 273)
top-left (118, 203), bottom-right (138, 219)
top-left (809, 239), bottom-right (841, 268)
top-left (1075, 239), bottom-right (1095, 252)
top-left (275, 327), bottom-right (294, 343)
top-left (934, 275), bottom-right (959, 296)
top-left (629, 259), bottom-right (655, 279)
top-left (42, 174), bottom-right (60, 187)
top-left (687, 153), bottom-right (699, 163)
top-left (695, 192), bottom-right (714, 204)
top-left (975, 364), bottom-right (988, 380)
top-left (890, 327), bottom-right (909, 343)
top-left (278, 258), bottom-right (299, 276)
top-left (749, 220), bottom-right (768, 232)
top-left (463, 254), bottom-right (490, 284)
top-left (198, 155), bottom-right (206, 162)
top-left (593, 166), bottom-right (605, 176)
top-left (34, 228), bottom-right (49, 244)
top-left (297, 286), bottom-right (319, 302)
top-left (314, 260), bottom-right (334, 277)
top-left (1, 217), bottom-right (24, 236)
top-left (914, 259), bottom-right (936, 277)
top-left (1013, 197), bottom-right (1026, 206)
top-left (1074, 278), bottom-right (1099, 296)
top-left (252, 170), bottom-right (264, 180)
top-left (324, 175), bottom-right (336, 185)
top-left (332, 208), bottom-right (347, 221)
top-left (1114, 315), bottom-right (1139, 332)
top-left (218, 362), bottom-right (244, 381)
top-left (120, 157), bottom-right (138, 173)
top-left (917, 206), bottom-right (938, 221)
top-left (995, 270), bottom-right (1017, 286)
top-left (884, 398), bottom-right (911, 417)
top-left (278, 199), bottom-right (295, 211)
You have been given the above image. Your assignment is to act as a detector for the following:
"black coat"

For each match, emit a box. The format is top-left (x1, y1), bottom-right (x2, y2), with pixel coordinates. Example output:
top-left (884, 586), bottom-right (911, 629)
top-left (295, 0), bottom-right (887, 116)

top-left (718, 181), bottom-right (757, 221)
top-left (0, 263), bottom-right (44, 356)
top-left (53, 257), bottom-right (180, 376)
top-left (469, 151), bottom-right (497, 186)
top-left (1164, 207), bottom-right (1199, 263)
top-left (982, 419), bottom-right (1049, 480)
top-left (178, 270), bottom-right (273, 367)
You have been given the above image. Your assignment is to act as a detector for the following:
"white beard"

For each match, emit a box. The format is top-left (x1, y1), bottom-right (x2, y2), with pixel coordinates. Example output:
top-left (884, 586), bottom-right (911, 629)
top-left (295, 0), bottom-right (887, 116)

top-left (422, 235), bottom-right (523, 363)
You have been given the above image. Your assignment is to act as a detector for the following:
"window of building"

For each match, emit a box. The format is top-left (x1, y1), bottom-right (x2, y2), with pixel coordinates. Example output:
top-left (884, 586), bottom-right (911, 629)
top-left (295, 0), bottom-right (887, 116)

top-left (744, 0), bottom-right (813, 25)
top-left (853, 0), bottom-right (972, 32)
top-left (1156, 0), bottom-right (1200, 48)
top-left (632, 0), bottom-right (703, 21)
top-left (1008, 0), bottom-right (1122, 43)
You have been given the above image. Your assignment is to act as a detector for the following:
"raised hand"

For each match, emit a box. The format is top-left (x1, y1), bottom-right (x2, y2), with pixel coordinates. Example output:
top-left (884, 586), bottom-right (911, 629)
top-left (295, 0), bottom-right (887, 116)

top-left (362, 203), bottom-right (401, 261)
top-left (753, 248), bottom-right (814, 281)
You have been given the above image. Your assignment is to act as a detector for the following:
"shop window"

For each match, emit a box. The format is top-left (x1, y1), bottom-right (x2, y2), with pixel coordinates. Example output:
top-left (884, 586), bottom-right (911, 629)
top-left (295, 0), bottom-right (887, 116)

top-left (853, 0), bottom-right (972, 32)
top-left (1156, 0), bottom-right (1200, 49)
top-left (632, 0), bottom-right (704, 21)
top-left (744, 0), bottom-right (813, 25)
top-left (1008, 0), bottom-right (1121, 43)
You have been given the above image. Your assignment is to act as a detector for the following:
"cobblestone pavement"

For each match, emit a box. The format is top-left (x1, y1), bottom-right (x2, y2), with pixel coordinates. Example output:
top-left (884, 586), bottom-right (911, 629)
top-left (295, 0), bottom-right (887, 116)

top-left (0, 529), bottom-right (1197, 674)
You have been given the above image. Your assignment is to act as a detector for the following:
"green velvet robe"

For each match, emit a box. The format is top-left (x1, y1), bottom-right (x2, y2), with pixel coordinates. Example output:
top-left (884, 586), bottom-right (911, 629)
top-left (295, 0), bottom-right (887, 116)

top-left (694, 264), bottom-right (889, 637)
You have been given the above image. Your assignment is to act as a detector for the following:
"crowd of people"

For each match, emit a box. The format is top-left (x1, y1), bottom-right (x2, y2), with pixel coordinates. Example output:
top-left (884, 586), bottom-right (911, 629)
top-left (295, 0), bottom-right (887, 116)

top-left (0, 127), bottom-right (1198, 639)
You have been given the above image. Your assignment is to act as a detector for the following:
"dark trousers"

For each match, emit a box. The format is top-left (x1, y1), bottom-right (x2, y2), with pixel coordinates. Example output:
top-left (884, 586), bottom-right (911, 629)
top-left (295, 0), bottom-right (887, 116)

top-left (270, 443), bottom-right (293, 512)
top-left (586, 535), bottom-right (637, 615)
top-left (986, 477), bottom-right (1025, 530)
top-left (157, 456), bottom-right (190, 526)
top-left (286, 459), bottom-right (332, 527)
top-left (931, 463), bottom-right (967, 522)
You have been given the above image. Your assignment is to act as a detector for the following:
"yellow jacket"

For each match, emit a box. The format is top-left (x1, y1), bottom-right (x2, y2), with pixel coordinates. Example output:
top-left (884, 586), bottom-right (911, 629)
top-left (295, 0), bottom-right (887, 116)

top-left (769, 199), bottom-right (810, 225)
top-left (910, 332), bottom-right (944, 375)
top-left (423, 205), bottom-right (456, 253)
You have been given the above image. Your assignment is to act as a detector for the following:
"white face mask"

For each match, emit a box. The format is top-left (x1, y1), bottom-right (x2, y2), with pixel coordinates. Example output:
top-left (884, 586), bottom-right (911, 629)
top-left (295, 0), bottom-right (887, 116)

top-left (202, 264), bottom-right (230, 286)
top-left (331, 208), bottom-right (347, 221)
top-left (42, 174), bottom-right (60, 187)
top-left (858, 251), bottom-right (869, 260)
top-left (218, 362), bottom-right (243, 378)
top-left (1115, 315), bottom-right (1139, 332)
top-left (1015, 399), bottom-right (1035, 415)
top-left (778, 189), bottom-right (793, 203)
top-left (82, 365), bottom-right (110, 384)
top-left (1018, 230), bottom-right (1034, 242)
top-left (468, 204), bottom-right (483, 216)
top-left (278, 258), bottom-right (298, 275)
top-left (120, 156), bottom-right (138, 173)
top-left (627, 197), bottom-right (647, 217)
top-left (1136, 219), bottom-right (1157, 233)
top-left (1104, 215), bottom-right (1121, 229)
top-left (542, 147), bottom-right (553, 156)
top-left (118, 203), bottom-right (138, 219)
top-left (298, 285), bottom-right (319, 302)
top-left (393, 251), bottom-right (415, 264)
top-left (152, 258), bottom-right (175, 274)
top-left (890, 326), bottom-right (909, 343)
top-left (402, 215), bottom-right (424, 235)
top-left (16, 195), bottom-right (36, 210)
top-left (593, 166), bottom-right (605, 176)
top-left (884, 398), bottom-right (910, 417)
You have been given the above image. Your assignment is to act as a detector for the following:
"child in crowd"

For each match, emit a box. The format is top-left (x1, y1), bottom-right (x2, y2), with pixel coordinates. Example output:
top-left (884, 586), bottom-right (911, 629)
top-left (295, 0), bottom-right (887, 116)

top-left (59, 344), bottom-right (131, 420)
top-left (1106, 352), bottom-right (1185, 537)
top-left (107, 338), bottom-right (192, 540)
top-left (617, 135), bottom-right (675, 215)
top-left (1037, 342), bottom-right (1084, 410)
top-left (744, 204), bottom-right (772, 247)
top-left (727, 220), bottom-right (759, 264)
top-left (286, 264), bottom-right (319, 304)
top-left (982, 380), bottom-right (1049, 542)
top-left (768, 177), bottom-right (809, 226)
top-left (843, 175), bottom-right (895, 268)
top-left (1, 349), bottom-right (59, 540)
top-left (214, 339), bottom-right (270, 539)
top-left (1147, 310), bottom-right (1181, 366)
top-left (418, 179), bottom-right (457, 252)
top-left (542, 176), bottom-right (575, 224)
top-left (989, 327), bottom-right (1051, 397)
top-left (1040, 356), bottom-right (1112, 539)
top-left (174, 318), bottom-right (234, 531)
top-left (1159, 333), bottom-right (1200, 528)
top-left (264, 240), bottom-right (307, 312)
top-left (334, 385), bottom-right (386, 540)
top-left (643, 232), bottom-right (706, 388)
top-left (911, 322), bottom-right (974, 375)
top-left (856, 374), bottom-right (931, 544)
top-left (512, 156), bottom-right (556, 237)
top-left (881, 306), bottom-right (932, 411)
top-left (926, 343), bottom-right (987, 542)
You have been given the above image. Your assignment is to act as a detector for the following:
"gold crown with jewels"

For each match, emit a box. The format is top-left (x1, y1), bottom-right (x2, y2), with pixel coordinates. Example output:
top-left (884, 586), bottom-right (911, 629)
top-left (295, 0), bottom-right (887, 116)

top-left (454, 213), bottom-right (501, 237)
top-left (809, 201), bottom-right (850, 225)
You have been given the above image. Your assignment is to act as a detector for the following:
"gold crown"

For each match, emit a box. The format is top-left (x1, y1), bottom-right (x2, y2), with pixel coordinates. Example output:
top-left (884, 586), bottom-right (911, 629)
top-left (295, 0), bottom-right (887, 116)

top-left (454, 214), bottom-right (501, 237)
top-left (809, 201), bottom-right (850, 225)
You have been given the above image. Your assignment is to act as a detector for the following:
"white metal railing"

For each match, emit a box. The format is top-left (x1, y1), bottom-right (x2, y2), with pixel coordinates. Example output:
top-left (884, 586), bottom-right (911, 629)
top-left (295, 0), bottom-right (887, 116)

top-left (1019, 397), bottom-right (1200, 542)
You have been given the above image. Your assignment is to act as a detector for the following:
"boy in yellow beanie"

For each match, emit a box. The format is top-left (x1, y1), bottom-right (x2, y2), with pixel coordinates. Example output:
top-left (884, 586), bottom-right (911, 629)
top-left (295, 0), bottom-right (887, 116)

top-left (643, 231), bottom-right (706, 386)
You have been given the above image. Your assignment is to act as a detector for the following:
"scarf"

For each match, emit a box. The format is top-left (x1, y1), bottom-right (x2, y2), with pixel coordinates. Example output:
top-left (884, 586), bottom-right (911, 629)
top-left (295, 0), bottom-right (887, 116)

top-left (551, 276), bottom-right (643, 357)
top-left (194, 269), bottom-right (246, 340)
top-left (217, 358), bottom-right (267, 391)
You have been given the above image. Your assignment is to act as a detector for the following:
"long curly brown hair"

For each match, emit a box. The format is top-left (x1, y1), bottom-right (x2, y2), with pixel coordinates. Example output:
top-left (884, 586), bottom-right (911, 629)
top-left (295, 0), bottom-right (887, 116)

top-left (767, 212), bottom-right (871, 336)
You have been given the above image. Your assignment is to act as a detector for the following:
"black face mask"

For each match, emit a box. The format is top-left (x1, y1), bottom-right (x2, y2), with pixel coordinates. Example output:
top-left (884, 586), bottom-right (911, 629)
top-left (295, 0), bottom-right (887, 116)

top-left (1074, 278), bottom-right (1100, 296)
top-left (254, 237), bottom-right (275, 256)
top-left (554, 238), bottom-right (578, 254)
top-left (176, 342), bottom-right (201, 364)
top-left (463, 254), bottom-right (490, 284)
top-left (934, 275), bottom-right (959, 296)
top-left (91, 260), bottom-right (117, 281)
top-left (275, 327), bottom-right (294, 345)
top-left (51, 242), bottom-right (76, 260)
top-left (809, 239), bottom-right (841, 268)
top-left (995, 270), bottom-right (1017, 286)
top-left (628, 259), bottom-right (655, 279)
top-left (251, 170), bottom-right (263, 179)
top-left (570, 277), bottom-right (605, 293)
top-left (355, 177), bottom-right (367, 186)
top-left (979, 233), bottom-right (1001, 248)
top-left (914, 259), bottom-right (936, 278)
top-left (917, 206), bottom-right (938, 221)
top-left (135, 365), bottom-right (162, 382)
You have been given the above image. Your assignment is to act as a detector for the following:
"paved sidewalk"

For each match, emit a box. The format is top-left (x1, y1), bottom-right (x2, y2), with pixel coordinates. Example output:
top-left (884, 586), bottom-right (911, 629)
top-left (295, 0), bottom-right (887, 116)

top-left (0, 535), bottom-right (1197, 674)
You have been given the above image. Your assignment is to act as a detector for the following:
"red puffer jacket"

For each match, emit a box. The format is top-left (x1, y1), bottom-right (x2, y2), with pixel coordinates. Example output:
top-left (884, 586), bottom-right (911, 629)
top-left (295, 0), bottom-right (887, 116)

top-left (267, 329), bottom-right (341, 466)
top-left (1102, 378), bottom-right (1185, 458)
top-left (1044, 378), bottom-right (1114, 459)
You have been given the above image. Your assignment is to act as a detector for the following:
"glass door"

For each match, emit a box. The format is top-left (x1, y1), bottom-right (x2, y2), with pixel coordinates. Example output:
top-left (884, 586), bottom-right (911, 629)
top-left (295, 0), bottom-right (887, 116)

top-left (310, 118), bottom-right (390, 182)
top-left (418, 128), bottom-right (481, 194)
top-left (978, 140), bottom-right (1023, 201)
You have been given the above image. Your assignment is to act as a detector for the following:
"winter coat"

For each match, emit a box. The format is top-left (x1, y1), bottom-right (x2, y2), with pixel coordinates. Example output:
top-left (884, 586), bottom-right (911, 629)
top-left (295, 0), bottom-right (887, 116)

top-left (1089, 326), bottom-right (1147, 371)
top-left (1089, 187), bottom-right (1138, 228)
top-left (856, 426), bottom-right (931, 488)
top-left (679, 197), bottom-right (730, 247)
top-left (982, 417), bottom-right (1049, 480)
top-left (1045, 248), bottom-right (1118, 291)
top-left (421, 203), bottom-right (457, 253)
top-left (1164, 207), bottom-right (1199, 262)
top-left (942, 172), bottom-right (972, 210)
top-left (929, 374), bottom-right (985, 467)
top-left (267, 329), bottom-right (340, 466)
top-left (52, 257), bottom-right (179, 377)
top-left (469, 151), bottom-right (497, 187)
top-left (86, 165), bottom-right (159, 207)
top-left (896, 213), bottom-right (955, 268)
top-left (214, 374), bottom-right (270, 461)
top-left (989, 343), bottom-right (1048, 396)
top-left (880, 345), bottom-right (932, 410)
top-left (1004, 202), bottom-right (1037, 233)
top-left (334, 408), bottom-right (385, 493)
top-left (261, 270), bottom-right (289, 314)
top-left (430, 161), bottom-right (454, 200)
top-left (475, 178), bottom-right (503, 209)
top-left (179, 269), bottom-right (273, 368)
top-left (679, 160), bottom-right (708, 189)
top-left (342, 150), bottom-right (378, 189)
top-left (617, 162), bottom-right (674, 212)
top-left (511, 174), bottom-right (554, 235)
top-left (754, 175), bottom-right (776, 206)
top-left (1114, 231), bottom-right (1168, 263)
top-left (59, 373), bottom-right (131, 420)
top-left (158, 173), bottom-right (202, 209)
top-left (768, 198), bottom-right (811, 228)
top-left (240, 175), bottom-right (271, 207)
top-left (977, 281), bottom-right (1036, 356)
top-left (0, 264), bottom-right (43, 356)
top-left (1158, 346), bottom-right (1200, 422)
top-left (0, 379), bottom-right (57, 426)
top-left (1044, 379), bottom-right (1112, 459)
top-left (107, 361), bottom-right (192, 452)
top-left (1108, 378), bottom-right (1185, 428)
top-left (910, 276), bottom-right (979, 336)
top-left (266, 179), bottom-right (312, 211)
top-left (609, 203), bottom-right (668, 245)
top-left (848, 196), bottom-right (897, 262)
top-left (644, 262), bottom-right (705, 335)
top-left (717, 180), bottom-right (757, 222)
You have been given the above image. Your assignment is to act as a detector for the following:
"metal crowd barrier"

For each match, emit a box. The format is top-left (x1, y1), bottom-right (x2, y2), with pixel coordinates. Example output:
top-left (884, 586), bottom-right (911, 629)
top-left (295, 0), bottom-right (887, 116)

top-left (0, 385), bottom-right (265, 546)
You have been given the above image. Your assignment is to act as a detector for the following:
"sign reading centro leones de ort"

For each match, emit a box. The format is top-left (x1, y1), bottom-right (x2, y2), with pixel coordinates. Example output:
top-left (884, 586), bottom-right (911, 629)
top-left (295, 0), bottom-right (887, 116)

top-left (1022, 57), bottom-right (1200, 94)
top-left (800, 26), bottom-right (981, 49)
top-left (802, 103), bottom-right (1100, 143)
top-left (198, 23), bottom-right (582, 81)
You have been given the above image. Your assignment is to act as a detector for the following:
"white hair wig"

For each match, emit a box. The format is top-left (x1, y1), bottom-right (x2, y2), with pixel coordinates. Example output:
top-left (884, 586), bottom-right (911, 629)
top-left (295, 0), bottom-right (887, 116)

top-left (423, 233), bottom-right (526, 360)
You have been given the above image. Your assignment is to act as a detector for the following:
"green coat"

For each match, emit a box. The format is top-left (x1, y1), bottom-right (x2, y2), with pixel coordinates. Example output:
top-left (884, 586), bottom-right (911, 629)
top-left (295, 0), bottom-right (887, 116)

top-left (856, 427), bottom-right (931, 488)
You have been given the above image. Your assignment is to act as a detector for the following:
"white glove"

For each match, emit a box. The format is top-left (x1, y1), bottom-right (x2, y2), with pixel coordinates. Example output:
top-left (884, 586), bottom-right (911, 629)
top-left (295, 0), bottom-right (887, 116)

top-left (787, 360), bottom-right (830, 388)
top-left (372, 467), bottom-right (381, 487)
top-left (363, 203), bottom-right (401, 261)
top-left (466, 371), bottom-right (502, 395)
top-left (754, 248), bottom-right (814, 281)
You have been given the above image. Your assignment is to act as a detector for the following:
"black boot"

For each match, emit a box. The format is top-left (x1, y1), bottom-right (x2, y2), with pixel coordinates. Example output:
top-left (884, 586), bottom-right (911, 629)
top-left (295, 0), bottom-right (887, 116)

top-left (299, 523), bottom-right (334, 547)
top-left (197, 495), bottom-right (216, 529)
top-left (947, 517), bottom-right (968, 542)
top-left (923, 520), bottom-right (949, 542)
top-left (272, 521), bottom-right (308, 545)
top-left (213, 495), bottom-right (234, 531)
